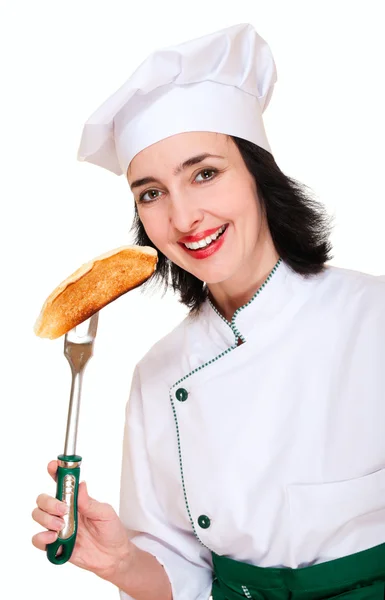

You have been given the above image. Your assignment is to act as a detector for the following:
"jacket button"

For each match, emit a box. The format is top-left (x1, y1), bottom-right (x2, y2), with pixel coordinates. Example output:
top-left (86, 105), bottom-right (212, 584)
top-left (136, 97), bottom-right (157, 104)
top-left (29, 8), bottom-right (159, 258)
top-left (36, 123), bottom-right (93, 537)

top-left (175, 388), bottom-right (188, 402)
top-left (198, 515), bottom-right (211, 529)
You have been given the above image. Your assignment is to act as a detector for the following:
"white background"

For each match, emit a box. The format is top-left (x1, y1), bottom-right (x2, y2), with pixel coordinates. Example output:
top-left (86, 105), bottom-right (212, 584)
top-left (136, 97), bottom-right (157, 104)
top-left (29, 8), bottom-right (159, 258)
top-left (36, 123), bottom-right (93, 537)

top-left (1, 0), bottom-right (384, 598)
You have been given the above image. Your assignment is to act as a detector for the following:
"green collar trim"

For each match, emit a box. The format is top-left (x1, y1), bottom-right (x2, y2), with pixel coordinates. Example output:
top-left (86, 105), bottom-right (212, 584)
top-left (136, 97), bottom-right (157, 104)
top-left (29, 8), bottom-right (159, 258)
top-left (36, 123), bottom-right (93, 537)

top-left (208, 257), bottom-right (283, 343)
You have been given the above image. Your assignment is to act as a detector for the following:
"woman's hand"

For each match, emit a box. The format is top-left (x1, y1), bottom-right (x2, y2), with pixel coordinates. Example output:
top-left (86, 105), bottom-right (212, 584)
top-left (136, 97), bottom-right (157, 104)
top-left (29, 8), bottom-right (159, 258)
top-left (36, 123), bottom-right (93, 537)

top-left (32, 460), bottom-right (133, 580)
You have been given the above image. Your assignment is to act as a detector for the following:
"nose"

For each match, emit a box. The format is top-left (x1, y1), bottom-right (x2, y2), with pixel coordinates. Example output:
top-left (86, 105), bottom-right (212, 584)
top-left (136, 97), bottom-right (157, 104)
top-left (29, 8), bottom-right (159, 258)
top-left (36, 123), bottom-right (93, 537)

top-left (168, 191), bottom-right (204, 234)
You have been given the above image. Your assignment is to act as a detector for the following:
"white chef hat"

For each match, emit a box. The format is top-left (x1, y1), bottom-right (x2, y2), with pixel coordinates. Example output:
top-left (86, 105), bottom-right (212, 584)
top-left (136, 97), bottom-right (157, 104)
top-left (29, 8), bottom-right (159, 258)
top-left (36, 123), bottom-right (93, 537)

top-left (77, 23), bottom-right (277, 177)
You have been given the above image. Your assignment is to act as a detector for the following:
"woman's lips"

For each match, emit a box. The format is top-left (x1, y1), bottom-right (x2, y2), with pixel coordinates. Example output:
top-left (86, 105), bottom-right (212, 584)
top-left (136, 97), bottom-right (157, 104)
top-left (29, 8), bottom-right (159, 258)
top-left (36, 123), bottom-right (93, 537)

top-left (178, 224), bottom-right (226, 244)
top-left (179, 224), bottom-right (229, 260)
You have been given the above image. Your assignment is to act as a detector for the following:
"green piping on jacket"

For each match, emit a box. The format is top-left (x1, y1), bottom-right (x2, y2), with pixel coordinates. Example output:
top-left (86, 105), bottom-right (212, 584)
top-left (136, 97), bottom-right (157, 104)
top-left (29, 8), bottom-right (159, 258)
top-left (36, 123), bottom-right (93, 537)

top-left (169, 257), bottom-right (283, 547)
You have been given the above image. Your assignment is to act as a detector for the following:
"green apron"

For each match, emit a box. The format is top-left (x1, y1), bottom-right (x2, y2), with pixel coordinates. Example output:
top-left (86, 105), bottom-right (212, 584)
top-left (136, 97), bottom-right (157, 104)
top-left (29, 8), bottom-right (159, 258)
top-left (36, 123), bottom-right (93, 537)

top-left (211, 542), bottom-right (385, 599)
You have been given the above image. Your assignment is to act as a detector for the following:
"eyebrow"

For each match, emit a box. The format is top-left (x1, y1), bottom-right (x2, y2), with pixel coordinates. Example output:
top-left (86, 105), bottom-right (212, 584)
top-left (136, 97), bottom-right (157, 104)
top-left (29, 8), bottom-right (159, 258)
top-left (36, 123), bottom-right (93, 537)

top-left (129, 153), bottom-right (225, 190)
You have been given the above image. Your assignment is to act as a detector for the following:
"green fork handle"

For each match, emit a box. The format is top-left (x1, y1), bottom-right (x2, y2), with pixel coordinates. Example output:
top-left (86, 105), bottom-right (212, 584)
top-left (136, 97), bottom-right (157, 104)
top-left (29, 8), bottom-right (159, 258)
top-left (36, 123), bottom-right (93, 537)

top-left (46, 454), bottom-right (82, 565)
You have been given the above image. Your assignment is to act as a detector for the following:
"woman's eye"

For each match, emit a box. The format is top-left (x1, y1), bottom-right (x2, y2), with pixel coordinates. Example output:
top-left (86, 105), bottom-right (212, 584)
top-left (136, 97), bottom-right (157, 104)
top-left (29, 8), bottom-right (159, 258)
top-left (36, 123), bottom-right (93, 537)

top-left (139, 189), bottom-right (162, 203)
top-left (195, 169), bottom-right (216, 183)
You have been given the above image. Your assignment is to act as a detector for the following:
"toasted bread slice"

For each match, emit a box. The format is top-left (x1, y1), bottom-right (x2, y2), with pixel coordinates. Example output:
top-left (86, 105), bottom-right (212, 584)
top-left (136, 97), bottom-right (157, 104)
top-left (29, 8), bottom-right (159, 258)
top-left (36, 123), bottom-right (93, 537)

top-left (34, 245), bottom-right (158, 339)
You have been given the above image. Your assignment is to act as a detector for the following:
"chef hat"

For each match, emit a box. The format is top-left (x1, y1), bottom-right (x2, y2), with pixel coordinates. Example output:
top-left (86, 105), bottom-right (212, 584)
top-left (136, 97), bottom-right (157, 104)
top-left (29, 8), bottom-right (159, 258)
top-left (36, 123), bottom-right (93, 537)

top-left (77, 23), bottom-right (277, 177)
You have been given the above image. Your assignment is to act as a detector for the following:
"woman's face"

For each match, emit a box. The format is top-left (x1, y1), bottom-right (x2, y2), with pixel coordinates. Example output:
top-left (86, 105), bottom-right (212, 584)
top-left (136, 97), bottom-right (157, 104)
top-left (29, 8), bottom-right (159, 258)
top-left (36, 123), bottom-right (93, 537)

top-left (127, 131), bottom-right (267, 285)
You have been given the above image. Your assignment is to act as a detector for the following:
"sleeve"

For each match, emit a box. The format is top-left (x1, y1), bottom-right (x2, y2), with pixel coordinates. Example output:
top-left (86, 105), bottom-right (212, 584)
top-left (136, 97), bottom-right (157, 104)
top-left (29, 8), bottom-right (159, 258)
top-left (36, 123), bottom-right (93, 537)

top-left (118, 366), bottom-right (213, 600)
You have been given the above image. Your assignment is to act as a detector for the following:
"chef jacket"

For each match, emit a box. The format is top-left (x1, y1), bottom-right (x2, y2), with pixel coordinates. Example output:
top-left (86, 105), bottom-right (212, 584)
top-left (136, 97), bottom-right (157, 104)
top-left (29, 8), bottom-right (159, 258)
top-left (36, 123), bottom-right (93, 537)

top-left (118, 259), bottom-right (385, 600)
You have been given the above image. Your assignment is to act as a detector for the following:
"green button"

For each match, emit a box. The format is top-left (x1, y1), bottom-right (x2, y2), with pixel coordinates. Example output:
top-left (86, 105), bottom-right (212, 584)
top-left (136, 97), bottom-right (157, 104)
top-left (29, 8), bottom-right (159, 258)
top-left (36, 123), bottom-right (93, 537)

top-left (198, 515), bottom-right (211, 529)
top-left (175, 388), bottom-right (188, 402)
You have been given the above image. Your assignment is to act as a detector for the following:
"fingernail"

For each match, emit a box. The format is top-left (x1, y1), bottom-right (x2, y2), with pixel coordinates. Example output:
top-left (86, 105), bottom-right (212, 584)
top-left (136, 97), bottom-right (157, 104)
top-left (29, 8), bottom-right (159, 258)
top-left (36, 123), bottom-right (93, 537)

top-left (58, 503), bottom-right (69, 515)
top-left (54, 518), bottom-right (65, 530)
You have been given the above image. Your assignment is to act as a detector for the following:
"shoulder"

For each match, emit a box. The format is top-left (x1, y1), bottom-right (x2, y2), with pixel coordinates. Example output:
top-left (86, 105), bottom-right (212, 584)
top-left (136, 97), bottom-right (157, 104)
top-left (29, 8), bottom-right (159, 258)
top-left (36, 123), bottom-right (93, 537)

top-left (319, 263), bottom-right (385, 298)
top-left (304, 263), bottom-right (385, 320)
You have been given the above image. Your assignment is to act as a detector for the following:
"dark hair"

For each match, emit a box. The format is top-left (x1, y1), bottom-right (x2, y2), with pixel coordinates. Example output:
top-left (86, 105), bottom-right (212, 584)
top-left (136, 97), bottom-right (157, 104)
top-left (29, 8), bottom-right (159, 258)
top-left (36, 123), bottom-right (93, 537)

top-left (130, 136), bottom-right (334, 314)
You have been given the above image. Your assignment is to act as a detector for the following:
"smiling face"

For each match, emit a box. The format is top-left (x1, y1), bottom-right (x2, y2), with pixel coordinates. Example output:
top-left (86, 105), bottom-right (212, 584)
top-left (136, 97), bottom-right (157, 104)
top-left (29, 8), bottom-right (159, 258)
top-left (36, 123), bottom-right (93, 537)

top-left (127, 131), bottom-right (274, 287)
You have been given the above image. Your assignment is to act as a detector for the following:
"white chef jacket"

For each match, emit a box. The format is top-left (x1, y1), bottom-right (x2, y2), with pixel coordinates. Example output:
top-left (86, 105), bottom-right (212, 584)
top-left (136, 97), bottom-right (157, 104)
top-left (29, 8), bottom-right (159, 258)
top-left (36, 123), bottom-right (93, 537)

top-left (118, 259), bottom-right (385, 600)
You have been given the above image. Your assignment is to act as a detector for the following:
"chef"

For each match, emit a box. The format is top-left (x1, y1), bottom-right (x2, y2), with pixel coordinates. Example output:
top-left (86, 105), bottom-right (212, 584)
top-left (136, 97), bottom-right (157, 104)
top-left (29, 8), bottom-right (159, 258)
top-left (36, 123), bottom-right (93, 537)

top-left (67, 23), bottom-right (385, 600)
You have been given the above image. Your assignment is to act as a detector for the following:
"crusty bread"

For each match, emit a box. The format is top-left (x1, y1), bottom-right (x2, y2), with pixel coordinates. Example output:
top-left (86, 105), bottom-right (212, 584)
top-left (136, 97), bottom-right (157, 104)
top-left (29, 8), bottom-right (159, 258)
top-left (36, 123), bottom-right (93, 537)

top-left (34, 245), bottom-right (158, 339)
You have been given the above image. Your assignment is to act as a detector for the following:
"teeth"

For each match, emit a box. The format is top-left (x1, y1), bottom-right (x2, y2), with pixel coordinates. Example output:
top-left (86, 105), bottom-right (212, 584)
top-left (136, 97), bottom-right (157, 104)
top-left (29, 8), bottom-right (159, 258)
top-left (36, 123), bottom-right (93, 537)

top-left (184, 225), bottom-right (226, 250)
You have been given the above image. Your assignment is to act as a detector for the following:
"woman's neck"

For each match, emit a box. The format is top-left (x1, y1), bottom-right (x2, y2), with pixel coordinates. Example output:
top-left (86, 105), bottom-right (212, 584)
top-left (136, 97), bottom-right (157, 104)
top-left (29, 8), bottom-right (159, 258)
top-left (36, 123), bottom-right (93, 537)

top-left (207, 245), bottom-right (281, 322)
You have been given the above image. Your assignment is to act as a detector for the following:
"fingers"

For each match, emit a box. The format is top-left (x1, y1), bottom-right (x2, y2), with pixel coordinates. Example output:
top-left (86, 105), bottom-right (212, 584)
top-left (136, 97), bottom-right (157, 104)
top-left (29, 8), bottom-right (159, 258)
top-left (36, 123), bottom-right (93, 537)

top-left (35, 492), bottom-right (68, 515)
top-left (31, 530), bottom-right (58, 551)
top-left (32, 506), bottom-right (66, 532)
top-left (32, 492), bottom-right (69, 552)
top-left (76, 482), bottom-right (113, 520)
top-left (47, 460), bottom-right (58, 482)
top-left (31, 462), bottom-right (65, 552)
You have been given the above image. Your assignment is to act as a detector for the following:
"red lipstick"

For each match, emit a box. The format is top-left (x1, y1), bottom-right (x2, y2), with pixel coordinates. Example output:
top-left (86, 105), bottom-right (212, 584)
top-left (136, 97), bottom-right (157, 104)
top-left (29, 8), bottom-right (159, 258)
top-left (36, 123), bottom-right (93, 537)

top-left (178, 225), bottom-right (226, 244)
top-left (179, 224), bottom-right (229, 260)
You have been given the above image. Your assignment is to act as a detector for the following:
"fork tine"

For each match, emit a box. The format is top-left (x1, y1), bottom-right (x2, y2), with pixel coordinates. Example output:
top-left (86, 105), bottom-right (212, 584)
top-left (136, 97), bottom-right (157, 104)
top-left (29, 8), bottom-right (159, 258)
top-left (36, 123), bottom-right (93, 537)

top-left (88, 311), bottom-right (99, 339)
top-left (64, 311), bottom-right (99, 344)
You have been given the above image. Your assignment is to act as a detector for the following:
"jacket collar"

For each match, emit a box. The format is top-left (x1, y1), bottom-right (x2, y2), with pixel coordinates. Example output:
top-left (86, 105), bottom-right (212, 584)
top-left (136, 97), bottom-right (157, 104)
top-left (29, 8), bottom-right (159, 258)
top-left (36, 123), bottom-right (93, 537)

top-left (201, 258), bottom-right (309, 345)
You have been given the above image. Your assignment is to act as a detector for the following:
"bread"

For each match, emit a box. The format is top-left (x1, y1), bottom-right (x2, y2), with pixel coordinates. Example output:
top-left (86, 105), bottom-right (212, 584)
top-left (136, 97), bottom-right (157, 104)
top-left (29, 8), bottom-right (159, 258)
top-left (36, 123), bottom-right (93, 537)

top-left (34, 245), bottom-right (158, 339)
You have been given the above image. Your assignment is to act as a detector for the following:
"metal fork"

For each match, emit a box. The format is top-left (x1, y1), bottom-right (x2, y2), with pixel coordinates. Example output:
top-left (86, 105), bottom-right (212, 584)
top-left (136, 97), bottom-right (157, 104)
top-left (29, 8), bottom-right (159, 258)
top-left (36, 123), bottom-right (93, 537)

top-left (47, 311), bottom-right (99, 565)
top-left (63, 311), bottom-right (99, 456)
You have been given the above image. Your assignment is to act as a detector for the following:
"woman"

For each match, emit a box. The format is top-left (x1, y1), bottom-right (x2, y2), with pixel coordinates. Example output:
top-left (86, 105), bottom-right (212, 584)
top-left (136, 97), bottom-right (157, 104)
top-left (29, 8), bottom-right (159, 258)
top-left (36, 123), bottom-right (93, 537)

top-left (32, 23), bottom-right (385, 600)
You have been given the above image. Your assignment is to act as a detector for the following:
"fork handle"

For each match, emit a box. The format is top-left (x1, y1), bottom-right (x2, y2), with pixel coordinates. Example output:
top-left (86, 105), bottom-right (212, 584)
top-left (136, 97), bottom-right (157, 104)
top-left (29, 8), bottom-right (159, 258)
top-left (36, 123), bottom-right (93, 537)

top-left (46, 454), bottom-right (82, 565)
